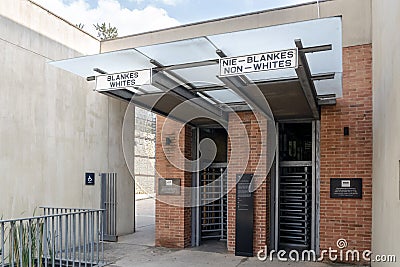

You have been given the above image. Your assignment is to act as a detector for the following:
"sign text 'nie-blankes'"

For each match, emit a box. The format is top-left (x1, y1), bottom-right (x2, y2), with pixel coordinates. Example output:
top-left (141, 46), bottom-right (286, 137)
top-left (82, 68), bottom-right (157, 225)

top-left (96, 69), bottom-right (152, 91)
top-left (219, 49), bottom-right (298, 77)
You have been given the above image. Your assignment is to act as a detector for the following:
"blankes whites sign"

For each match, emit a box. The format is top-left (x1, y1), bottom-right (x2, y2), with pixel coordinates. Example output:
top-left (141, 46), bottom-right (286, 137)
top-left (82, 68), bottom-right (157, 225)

top-left (219, 48), bottom-right (298, 77)
top-left (96, 69), bottom-right (152, 91)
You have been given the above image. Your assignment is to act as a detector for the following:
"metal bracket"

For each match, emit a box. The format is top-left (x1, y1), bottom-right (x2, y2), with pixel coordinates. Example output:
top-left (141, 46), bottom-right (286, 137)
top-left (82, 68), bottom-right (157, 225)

top-left (295, 39), bottom-right (321, 119)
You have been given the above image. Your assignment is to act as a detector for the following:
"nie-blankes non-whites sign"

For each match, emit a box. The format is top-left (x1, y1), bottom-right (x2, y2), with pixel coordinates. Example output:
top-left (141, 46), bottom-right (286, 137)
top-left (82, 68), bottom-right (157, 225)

top-left (96, 69), bottom-right (152, 91)
top-left (219, 48), bottom-right (298, 77)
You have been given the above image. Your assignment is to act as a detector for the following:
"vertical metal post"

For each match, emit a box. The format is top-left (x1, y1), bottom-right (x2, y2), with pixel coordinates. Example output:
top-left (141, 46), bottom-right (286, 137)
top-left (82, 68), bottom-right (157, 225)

top-left (78, 213), bottom-right (81, 267)
top-left (133, 109), bottom-right (136, 233)
top-left (96, 211), bottom-right (99, 265)
top-left (110, 174), bottom-right (112, 237)
top-left (101, 210), bottom-right (104, 265)
top-left (220, 168), bottom-right (224, 240)
top-left (51, 216), bottom-right (55, 267)
top-left (315, 120), bottom-right (321, 254)
top-left (28, 220), bottom-right (32, 267)
top-left (10, 222), bottom-right (14, 267)
top-left (69, 212), bottom-right (72, 262)
top-left (44, 217), bottom-right (48, 267)
top-left (55, 214), bottom-right (59, 262)
top-left (114, 174), bottom-right (117, 237)
top-left (191, 127), bottom-right (201, 247)
top-left (73, 213), bottom-right (76, 267)
top-left (60, 214), bottom-right (63, 267)
top-left (18, 221), bottom-right (23, 266)
top-left (84, 213), bottom-right (87, 267)
top-left (66, 214), bottom-right (69, 267)
top-left (1, 222), bottom-right (4, 267)
top-left (108, 174), bottom-right (111, 238)
top-left (107, 174), bottom-right (110, 238)
top-left (36, 219), bottom-right (40, 267)
top-left (91, 211), bottom-right (94, 266)
top-left (101, 173), bottom-right (106, 241)
top-left (274, 122), bottom-right (280, 250)
top-left (196, 128), bottom-right (200, 246)
top-left (311, 121), bottom-right (316, 251)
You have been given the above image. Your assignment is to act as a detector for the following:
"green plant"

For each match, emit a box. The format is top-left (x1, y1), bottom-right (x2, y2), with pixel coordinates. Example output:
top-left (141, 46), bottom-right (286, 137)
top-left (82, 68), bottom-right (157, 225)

top-left (76, 23), bottom-right (85, 30)
top-left (93, 22), bottom-right (118, 40)
top-left (8, 219), bottom-right (44, 267)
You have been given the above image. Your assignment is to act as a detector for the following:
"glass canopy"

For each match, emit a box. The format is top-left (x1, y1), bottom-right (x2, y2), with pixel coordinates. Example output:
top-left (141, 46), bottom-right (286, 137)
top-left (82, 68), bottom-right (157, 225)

top-left (49, 17), bottom-right (343, 109)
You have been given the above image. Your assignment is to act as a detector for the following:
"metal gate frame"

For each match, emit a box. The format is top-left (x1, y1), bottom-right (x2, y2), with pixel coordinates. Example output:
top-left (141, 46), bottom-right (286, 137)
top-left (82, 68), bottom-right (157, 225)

top-left (273, 121), bottom-right (320, 252)
top-left (101, 173), bottom-right (118, 242)
top-left (191, 127), bottom-right (228, 246)
top-left (199, 164), bottom-right (227, 241)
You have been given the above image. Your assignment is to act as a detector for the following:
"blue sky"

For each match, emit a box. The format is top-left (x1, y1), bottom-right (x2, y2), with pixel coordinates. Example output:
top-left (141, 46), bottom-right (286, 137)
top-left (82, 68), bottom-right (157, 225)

top-left (84, 0), bottom-right (312, 24)
top-left (35, 0), bottom-right (313, 37)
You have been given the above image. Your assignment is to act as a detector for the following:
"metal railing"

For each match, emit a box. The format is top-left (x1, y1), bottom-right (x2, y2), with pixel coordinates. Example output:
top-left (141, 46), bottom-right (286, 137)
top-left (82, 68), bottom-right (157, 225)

top-left (0, 207), bottom-right (105, 267)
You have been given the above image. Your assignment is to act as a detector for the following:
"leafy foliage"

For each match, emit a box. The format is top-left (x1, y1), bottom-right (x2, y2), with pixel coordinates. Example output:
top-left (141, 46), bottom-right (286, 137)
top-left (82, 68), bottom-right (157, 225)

top-left (93, 22), bottom-right (118, 40)
top-left (76, 23), bottom-right (85, 30)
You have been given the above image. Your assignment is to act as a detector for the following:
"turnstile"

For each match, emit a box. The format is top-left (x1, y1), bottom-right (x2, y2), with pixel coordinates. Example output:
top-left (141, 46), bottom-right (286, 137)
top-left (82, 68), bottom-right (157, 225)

top-left (273, 122), bottom-right (317, 252)
top-left (278, 164), bottom-right (312, 250)
top-left (200, 166), bottom-right (227, 240)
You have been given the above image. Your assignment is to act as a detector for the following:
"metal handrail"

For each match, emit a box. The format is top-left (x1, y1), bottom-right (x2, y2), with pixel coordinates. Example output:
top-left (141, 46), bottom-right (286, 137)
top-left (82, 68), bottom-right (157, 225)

top-left (0, 207), bottom-right (105, 267)
top-left (0, 210), bottom-right (104, 224)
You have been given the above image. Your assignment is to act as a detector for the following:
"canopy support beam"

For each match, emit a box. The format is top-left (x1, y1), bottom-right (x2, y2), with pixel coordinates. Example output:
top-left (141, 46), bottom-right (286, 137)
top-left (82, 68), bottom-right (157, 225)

top-left (295, 39), bottom-right (321, 119)
top-left (151, 70), bottom-right (228, 127)
top-left (218, 75), bottom-right (275, 121)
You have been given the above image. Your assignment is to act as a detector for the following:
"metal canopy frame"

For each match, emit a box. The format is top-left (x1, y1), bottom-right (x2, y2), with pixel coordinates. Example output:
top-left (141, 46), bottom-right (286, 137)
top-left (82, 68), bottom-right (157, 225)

top-left (294, 39), bottom-right (324, 119)
top-left (89, 39), bottom-right (332, 125)
top-left (50, 17), bottom-right (343, 126)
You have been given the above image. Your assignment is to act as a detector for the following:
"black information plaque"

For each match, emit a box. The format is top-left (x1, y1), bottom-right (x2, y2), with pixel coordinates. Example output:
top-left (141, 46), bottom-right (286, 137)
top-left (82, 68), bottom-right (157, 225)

top-left (158, 178), bottom-right (181, 195)
top-left (235, 173), bottom-right (254, 257)
top-left (330, 178), bottom-right (362, 199)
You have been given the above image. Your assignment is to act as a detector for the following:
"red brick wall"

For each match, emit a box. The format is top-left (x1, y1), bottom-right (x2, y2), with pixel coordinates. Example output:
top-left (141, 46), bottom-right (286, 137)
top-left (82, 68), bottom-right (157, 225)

top-left (227, 111), bottom-right (270, 255)
top-left (319, 44), bottom-right (372, 253)
top-left (153, 44), bottom-right (372, 256)
top-left (155, 116), bottom-right (192, 248)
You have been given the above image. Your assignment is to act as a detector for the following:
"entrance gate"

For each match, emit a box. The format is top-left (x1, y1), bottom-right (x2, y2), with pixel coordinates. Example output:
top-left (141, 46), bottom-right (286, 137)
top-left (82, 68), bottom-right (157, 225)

top-left (274, 122), bottom-right (319, 252)
top-left (279, 163), bottom-right (312, 250)
top-left (200, 165), bottom-right (227, 241)
top-left (101, 173), bottom-right (118, 242)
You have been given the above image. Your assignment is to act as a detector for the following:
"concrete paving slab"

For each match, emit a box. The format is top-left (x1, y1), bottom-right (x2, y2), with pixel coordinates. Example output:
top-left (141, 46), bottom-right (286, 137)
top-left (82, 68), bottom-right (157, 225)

top-left (103, 198), bottom-right (362, 267)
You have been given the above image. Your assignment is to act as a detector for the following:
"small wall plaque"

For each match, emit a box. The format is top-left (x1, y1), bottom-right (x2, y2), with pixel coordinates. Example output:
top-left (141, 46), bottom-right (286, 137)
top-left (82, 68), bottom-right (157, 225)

top-left (158, 178), bottom-right (181, 195)
top-left (330, 178), bottom-right (362, 199)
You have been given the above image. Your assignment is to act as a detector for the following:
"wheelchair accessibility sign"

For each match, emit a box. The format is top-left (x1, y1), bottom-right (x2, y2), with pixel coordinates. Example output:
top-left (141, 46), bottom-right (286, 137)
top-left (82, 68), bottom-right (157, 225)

top-left (85, 172), bottom-right (95, 186)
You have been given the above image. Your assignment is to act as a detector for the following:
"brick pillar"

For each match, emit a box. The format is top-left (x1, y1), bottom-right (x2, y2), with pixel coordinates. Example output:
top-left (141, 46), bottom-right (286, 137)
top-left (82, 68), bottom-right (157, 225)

top-left (155, 116), bottom-right (192, 248)
top-left (319, 44), bottom-right (372, 254)
top-left (227, 111), bottom-right (270, 255)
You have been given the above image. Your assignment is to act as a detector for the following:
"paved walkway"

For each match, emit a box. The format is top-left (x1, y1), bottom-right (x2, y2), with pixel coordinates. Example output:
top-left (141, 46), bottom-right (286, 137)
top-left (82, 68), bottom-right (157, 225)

top-left (103, 198), bottom-right (360, 267)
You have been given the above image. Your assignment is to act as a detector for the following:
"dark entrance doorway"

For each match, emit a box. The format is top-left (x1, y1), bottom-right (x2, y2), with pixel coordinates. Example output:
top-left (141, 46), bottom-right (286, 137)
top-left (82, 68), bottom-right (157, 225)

top-left (275, 122), bottom-right (317, 252)
top-left (192, 127), bottom-right (228, 250)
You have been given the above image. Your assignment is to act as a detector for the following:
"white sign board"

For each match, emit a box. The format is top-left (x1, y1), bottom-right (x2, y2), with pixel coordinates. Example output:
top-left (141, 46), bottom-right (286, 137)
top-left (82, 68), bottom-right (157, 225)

top-left (96, 69), bottom-right (152, 91)
top-left (219, 49), bottom-right (298, 77)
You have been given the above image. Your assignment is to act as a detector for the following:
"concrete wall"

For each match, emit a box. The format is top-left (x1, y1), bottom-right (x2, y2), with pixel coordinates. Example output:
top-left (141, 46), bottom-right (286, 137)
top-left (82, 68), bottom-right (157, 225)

top-left (372, 0), bottom-right (400, 265)
top-left (0, 0), bottom-right (134, 236)
top-left (101, 0), bottom-right (371, 52)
